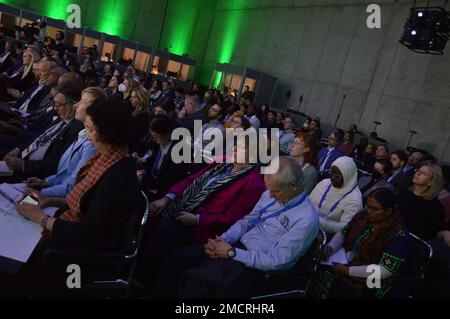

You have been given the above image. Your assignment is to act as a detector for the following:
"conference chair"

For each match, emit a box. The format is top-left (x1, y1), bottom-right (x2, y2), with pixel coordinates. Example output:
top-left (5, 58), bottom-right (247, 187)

top-left (42, 190), bottom-right (150, 298)
top-left (252, 228), bottom-right (327, 299)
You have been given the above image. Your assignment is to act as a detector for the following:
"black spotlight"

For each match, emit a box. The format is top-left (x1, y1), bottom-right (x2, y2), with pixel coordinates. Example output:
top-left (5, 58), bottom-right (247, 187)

top-left (399, 6), bottom-right (450, 55)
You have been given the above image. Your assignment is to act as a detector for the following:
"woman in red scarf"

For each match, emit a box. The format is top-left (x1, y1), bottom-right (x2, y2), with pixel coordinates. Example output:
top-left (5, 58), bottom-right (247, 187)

top-left (0, 98), bottom-right (139, 297)
top-left (16, 98), bottom-right (139, 251)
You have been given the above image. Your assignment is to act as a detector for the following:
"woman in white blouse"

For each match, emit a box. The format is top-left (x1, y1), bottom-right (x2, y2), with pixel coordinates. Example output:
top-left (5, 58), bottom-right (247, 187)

top-left (309, 156), bottom-right (363, 235)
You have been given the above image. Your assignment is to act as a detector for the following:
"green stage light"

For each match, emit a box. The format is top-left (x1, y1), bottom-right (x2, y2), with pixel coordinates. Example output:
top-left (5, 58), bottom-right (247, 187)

top-left (163, 0), bottom-right (198, 55)
top-left (218, 5), bottom-right (244, 63)
top-left (213, 71), bottom-right (222, 88)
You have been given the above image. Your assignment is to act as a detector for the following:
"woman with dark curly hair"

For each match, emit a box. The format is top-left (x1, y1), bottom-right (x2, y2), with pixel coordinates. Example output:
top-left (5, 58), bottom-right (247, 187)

top-left (2, 98), bottom-right (140, 297)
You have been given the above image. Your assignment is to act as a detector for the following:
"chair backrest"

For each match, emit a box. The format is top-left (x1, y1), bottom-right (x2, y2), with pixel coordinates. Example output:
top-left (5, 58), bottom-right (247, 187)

top-left (256, 228), bottom-right (327, 299)
top-left (398, 232), bottom-right (433, 298)
top-left (124, 190), bottom-right (150, 261)
top-left (357, 173), bottom-right (373, 190)
top-left (299, 228), bottom-right (327, 277)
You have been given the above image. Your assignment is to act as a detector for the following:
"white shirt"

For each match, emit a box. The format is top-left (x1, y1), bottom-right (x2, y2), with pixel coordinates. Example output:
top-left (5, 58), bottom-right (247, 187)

top-left (309, 179), bottom-right (363, 235)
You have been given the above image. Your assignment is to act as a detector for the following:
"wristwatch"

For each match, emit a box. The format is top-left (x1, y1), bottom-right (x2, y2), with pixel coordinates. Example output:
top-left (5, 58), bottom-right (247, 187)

top-left (227, 248), bottom-right (236, 259)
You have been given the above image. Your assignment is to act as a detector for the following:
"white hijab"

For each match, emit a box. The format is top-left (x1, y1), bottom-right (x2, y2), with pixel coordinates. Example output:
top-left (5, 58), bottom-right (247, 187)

top-left (330, 156), bottom-right (358, 195)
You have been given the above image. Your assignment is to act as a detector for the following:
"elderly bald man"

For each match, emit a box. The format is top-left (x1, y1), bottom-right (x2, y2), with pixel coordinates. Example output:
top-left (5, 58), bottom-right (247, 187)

top-left (146, 156), bottom-right (320, 298)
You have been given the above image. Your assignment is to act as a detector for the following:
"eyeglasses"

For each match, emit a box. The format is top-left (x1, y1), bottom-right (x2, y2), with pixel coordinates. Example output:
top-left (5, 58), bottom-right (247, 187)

top-left (54, 101), bottom-right (71, 109)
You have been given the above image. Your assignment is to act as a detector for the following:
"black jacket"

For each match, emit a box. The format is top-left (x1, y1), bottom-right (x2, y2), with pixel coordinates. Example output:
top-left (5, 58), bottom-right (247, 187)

top-left (50, 157), bottom-right (139, 251)
top-left (22, 118), bottom-right (84, 178)
top-left (14, 83), bottom-right (50, 114)
top-left (130, 111), bottom-right (151, 156)
top-left (141, 141), bottom-right (189, 199)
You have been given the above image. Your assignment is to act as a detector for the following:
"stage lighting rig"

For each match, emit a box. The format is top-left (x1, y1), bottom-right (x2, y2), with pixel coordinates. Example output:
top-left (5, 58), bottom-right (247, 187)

top-left (399, 3), bottom-right (450, 55)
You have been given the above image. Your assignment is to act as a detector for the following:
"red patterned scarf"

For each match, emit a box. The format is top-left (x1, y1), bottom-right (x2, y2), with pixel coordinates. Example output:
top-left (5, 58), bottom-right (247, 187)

top-left (59, 146), bottom-right (129, 223)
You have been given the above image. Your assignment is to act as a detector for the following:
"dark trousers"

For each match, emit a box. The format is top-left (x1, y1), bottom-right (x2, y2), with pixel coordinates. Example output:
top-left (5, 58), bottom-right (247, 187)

top-left (137, 217), bottom-right (196, 295)
top-left (180, 258), bottom-right (265, 299)
top-left (149, 244), bottom-right (206, 298)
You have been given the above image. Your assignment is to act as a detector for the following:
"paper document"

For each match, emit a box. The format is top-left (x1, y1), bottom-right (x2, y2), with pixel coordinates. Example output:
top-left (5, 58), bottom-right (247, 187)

top-left (10, 183), bottom-right (27, 193)
top-left (321, 248), bottom-right (348, 266)
top-left (0, 183), bottom-right (55, 264)
top-left (0, 214), bottom-right (42, 263)
top-left (0, 183), bottom-right (24, 218)
top-left (0, 161), bottom-right (13, 177)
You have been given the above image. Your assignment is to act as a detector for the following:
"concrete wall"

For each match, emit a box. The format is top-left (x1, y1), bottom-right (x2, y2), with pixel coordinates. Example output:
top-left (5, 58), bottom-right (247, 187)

top-left (205, 0), bottom-right (450, 163)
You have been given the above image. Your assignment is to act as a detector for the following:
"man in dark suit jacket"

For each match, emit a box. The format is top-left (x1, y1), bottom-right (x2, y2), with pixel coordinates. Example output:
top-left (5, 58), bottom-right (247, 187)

top-left (317, 130), bottom-right (343, 176)
top-left (140, 139), bottom-right (190, 200)
top-left (1, 84), bottom-right (83, 181)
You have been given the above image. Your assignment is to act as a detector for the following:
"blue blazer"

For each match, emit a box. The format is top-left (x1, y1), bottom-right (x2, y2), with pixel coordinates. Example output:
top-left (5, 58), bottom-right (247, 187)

top-left (317, 147), bottom-right (342, 172)
top-left (41, 130), bottom-right (96, 198)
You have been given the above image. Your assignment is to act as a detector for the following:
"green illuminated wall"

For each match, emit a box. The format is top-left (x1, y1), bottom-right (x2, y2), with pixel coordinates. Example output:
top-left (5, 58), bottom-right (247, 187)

top-left (0, 0), bottom-right (217, 80)
top-left (0, 0), bottom-right (252, 85)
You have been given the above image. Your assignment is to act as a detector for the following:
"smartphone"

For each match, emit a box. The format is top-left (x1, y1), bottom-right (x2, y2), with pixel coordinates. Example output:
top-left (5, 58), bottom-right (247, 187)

top-left (20, 195), bottom-right (39, 206)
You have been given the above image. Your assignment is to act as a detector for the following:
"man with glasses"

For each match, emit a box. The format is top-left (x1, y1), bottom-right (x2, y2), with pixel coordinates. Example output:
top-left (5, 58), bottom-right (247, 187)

top-left (1, 83), bottom-right (84, 181)
top-left (279, 116), bottom-right (296, 155)
top-left (317, 130), bottom-right (343, 180)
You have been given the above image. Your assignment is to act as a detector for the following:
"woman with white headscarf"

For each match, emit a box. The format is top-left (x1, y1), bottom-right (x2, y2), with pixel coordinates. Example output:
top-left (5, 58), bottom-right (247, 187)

top-left (309, 156), bottom-right (363, 235)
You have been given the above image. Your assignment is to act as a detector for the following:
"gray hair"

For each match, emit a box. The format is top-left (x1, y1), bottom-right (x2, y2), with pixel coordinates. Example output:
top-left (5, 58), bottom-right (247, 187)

top-left (266, 156), bottom-right (304, 190)
top-left (185, 95), bottom-right (200, 111)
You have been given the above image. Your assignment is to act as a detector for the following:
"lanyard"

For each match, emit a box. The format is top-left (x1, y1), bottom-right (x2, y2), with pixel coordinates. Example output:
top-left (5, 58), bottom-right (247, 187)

top-left (251, 192), bottom-right (307, 228)
top-left (319, 183), bottom-right (357, 213)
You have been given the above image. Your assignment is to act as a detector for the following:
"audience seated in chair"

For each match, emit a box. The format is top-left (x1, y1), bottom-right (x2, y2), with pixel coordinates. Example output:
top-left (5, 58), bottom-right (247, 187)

top-left (393, 150), bottom-right (426, 194)
top-left (245, 103), bottom-right (261, 130)
top-left (0, 60), bottom-right (57, 138)
top-left (138, 115), bottom-right (189, 201)
top-left (398, 162), bottom-right (445, 241)
top-left (193, 103), bottom-right (226, 158)
top-left (279, 116), bottom-right (296, 156)
top-left (0, 98), bottom-right (139, 297)
top-left (361, 143), bottom-right (376, 173)
top-left (310, 188), bottom-right (412, 299)
top-left (387, 150), bottom-right (408, 191)
top-left (307, 118), bottom-right (322, 141)
top-left (375, 144), bottom-right (390, 161)
top-left (21, 87), bottom-right (104, 199)
top-left (362, 158), bottom-right (393, 199)
top-left (1, 83), bottom-right (84, 181)
top-left (310, 156), bottom-right (363, 236)
top-left (129, 85), bottom-right (151, 156)
top-left (146, 157), bottom-right (319, 298)
top-left (136, 136), bottom-right (266, 296)
top-left (337, 131), bottom-right (355, 157)
top-left (153, 96), bottom-right (176, 118)
top-left (317, 130), bottom-right (343, 179)
top-left (177, 95), bottom-right (206, 134)
top-left (289, 131), bottom-right (319, 194)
